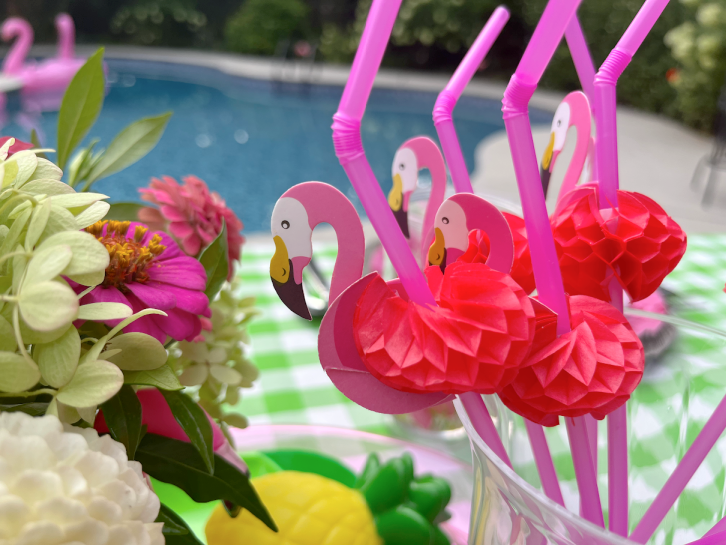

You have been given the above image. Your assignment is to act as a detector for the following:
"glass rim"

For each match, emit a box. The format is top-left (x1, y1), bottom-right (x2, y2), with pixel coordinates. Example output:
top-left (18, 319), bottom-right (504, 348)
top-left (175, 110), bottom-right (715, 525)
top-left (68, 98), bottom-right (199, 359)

top-left (454, 312), bottom-right (726, 544)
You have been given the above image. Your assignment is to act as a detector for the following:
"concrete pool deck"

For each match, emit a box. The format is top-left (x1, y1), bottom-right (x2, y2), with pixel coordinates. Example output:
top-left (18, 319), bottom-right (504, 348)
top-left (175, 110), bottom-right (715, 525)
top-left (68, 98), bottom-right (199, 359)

top-left (18, 45), bottom-right (722, 239)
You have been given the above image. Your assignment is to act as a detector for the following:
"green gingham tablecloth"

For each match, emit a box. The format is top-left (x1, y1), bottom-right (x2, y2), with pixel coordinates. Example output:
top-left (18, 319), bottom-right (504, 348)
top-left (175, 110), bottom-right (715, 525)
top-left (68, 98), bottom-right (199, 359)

top-left (231, 234), bottom-right (726, 544)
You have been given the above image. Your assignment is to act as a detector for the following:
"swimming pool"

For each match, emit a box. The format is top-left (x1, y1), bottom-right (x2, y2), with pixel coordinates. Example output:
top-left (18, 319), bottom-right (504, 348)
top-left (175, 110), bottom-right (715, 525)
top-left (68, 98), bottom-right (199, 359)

top-left (1, 58), bottom-right (551, 232)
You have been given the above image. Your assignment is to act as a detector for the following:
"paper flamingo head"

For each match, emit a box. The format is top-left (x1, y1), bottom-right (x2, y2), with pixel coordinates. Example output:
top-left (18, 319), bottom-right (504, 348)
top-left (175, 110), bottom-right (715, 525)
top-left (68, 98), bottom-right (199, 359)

top-left (270, 182), bottom-right (365, 321)
top-left (427, 193), bottom-right (514, 275)
top-left (270, 195), bottom-right (313, 320)
top-left (388, 137), bottom-right (444, 239)
top-left (539, 91), bottom-right (590, 194)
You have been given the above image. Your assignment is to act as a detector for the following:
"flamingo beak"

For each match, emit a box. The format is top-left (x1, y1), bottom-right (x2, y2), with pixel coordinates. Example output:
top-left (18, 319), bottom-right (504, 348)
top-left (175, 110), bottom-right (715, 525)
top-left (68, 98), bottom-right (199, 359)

top-left (388, 173), bottom-right (410, 238)
top-left (270, 235), bottom-right (311, 321)
top-left (428, 227), bottom-right (447, 273)
top-left (540, 132), bottom-right (556, 197)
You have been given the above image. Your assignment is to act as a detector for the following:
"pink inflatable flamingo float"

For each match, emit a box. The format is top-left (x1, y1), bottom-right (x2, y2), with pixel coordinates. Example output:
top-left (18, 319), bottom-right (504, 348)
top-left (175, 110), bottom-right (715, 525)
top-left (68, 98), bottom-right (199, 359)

top-left (1, 14), bottom-right (85, 95)
top-left (270, 181), bottom-right (453, 414)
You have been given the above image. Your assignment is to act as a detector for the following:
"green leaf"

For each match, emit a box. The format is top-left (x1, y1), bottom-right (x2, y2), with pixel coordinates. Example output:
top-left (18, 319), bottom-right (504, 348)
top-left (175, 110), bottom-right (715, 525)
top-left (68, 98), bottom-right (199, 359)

top-left (100, 384), bottom-right (142, 459)
top-left (34, 325), bottom-right (80, 388)
top-left (0, 402), bottom-right (49, 416)
top-left (374, 505), bottom-right (436, 545)
top-left (160, 390), bottom-right (215, 474)
top-left (198, 219), bottom-right (228, 300)
top-left (18, 280), bottom-right (79, 332)
top-left (76, 302), bottom-right (132, 321)
top-left (57, 48), bottom-right (106, 170)
top-left (0, 351), bottom-right (40, 393)
top-left (136, 433), bottom-right (277, 532)
top-left (123, 364), bottom-right (183, 391)
top-left (104, 202), bottom-right (143, 222)
top-left (157, 504), bottom-right (205, 545)
top-left (0, 207), bottom-right (31, 263)
top-left (105, 332), bottom-right (168, 371)
top-left (56, 359), bottom-right (124, 408)
top-left (87, 112), bottom-right (172, 185)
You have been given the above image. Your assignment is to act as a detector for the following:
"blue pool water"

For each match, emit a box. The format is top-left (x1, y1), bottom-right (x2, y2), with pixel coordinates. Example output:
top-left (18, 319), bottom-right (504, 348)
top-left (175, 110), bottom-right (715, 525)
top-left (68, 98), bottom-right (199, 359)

top-left (1, 59), bottom-right (551, 232)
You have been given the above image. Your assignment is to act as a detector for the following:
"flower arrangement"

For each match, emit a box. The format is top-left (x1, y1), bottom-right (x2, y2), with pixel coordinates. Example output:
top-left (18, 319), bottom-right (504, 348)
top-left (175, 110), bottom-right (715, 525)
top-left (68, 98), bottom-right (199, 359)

top-left (0, 48), bottom-right (274, 542)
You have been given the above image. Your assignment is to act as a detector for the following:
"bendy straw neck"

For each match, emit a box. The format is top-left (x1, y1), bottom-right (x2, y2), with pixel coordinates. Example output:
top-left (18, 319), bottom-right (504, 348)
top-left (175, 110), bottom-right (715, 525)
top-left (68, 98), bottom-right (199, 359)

top-left (434, 6), bottom-right (509, 193)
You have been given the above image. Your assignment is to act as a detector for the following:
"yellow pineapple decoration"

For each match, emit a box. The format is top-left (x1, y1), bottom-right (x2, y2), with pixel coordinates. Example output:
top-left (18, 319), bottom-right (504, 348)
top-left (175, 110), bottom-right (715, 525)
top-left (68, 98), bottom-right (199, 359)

top-left (206, 452), bottom-right (452, 545)
top-left (207, 471), bottom-right (382, 545)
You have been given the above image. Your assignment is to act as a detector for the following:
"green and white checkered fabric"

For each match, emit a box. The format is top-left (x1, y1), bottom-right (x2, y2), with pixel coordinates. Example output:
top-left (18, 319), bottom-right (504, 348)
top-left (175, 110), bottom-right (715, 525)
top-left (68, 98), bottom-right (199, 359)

top-left (231, 234), bottom-right (726, 544)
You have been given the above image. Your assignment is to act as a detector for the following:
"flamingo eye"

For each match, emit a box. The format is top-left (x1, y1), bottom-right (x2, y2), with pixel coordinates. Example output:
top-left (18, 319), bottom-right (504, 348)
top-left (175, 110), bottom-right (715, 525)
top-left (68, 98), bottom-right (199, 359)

top-left (281, 220), bottom-right (290, 229)
top-left (399, 163), bottom-right (405, 170)
top-left (442, 217), bottom-right (449, 225)
top-left (557, 120), bottom-right (561, 127)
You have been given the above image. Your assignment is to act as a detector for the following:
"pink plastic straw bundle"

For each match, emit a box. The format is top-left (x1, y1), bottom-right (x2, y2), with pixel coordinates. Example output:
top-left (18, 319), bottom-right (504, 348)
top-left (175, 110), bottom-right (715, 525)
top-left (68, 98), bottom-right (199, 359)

top-left (332, 0), bottom-right (726, 540)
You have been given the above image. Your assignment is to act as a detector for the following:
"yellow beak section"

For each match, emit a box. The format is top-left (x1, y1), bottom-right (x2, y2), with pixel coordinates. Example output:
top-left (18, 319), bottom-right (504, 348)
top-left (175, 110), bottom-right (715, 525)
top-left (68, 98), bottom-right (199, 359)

top-left (388, 173), bottom-right (403, 212)
top-left (428, 227), bottom-right (445, 266)
top-left (270, 236), bottom-right (290, 284)
top-left (541, 132), bottom-right (555, 172)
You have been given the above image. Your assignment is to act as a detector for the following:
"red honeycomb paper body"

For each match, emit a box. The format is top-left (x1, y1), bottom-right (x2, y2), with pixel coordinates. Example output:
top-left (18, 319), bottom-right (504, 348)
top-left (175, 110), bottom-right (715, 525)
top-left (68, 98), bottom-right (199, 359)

top-left (550, 187), bottom-right (686, 303)
top-left (499, 294), bottom-right (645, 427)
top-left (353, 262), bottom-right (536, 395)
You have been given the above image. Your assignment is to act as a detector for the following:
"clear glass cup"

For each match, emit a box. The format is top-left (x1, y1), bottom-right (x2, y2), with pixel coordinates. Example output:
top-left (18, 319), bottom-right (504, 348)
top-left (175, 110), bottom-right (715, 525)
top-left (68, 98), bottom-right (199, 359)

top-left (455, 312), bottom-right (726, 545)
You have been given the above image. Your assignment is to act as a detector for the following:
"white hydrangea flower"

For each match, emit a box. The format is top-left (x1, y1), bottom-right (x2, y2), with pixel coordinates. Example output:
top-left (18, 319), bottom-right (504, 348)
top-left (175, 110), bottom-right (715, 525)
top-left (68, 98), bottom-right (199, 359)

top-left (0, 412), bottom-right (164, 545)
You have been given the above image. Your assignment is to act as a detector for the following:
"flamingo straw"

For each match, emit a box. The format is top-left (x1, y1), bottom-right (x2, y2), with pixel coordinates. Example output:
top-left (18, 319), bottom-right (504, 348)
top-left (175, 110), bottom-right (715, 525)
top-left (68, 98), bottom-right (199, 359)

top-left (591, 0), bottom-right (670, 535)
top-left (501, 0), bottom-right (607, 526)
top-left (434, 7), bottom-right (566, 505)
top-left (331, 0), bottom-right (512, 469)
top-left (433, 6), bottom-right (510, 194)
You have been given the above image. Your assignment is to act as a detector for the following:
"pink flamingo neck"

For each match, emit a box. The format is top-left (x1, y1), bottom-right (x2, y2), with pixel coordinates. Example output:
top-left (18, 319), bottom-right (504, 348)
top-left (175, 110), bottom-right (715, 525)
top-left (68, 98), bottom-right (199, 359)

top-left (450, 193), bottom-right (513, 274)
top-left (55, 14), bottom-right (75, 60)
top-left (283, 182), bottom-right (365, 303)
top-left (556, 92), bottom-right (592, 202)
top-left (401, 136), bottom-right (447, 261)
top-left (2, 18), bottom-right (33, 75)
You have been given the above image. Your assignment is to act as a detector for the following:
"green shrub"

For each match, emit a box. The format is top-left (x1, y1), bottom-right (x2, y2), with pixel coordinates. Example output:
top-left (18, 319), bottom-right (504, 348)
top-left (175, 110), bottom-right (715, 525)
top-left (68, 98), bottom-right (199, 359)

top-left (225, 0), bottom-right (310, 55)
top-left (110, 0), bottom-right (212, 47)
top-left (665, 0), bottom-right (726, 131)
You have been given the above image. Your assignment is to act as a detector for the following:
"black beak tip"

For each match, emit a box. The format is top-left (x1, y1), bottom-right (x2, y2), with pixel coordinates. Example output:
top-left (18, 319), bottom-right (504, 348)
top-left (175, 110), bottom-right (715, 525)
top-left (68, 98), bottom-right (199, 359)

top-left (540, 167), bottom-right (552, 198)
top-left (393, 207), bottom-right (410, 239)
top-left (271, 260), bottom-right (312, 321)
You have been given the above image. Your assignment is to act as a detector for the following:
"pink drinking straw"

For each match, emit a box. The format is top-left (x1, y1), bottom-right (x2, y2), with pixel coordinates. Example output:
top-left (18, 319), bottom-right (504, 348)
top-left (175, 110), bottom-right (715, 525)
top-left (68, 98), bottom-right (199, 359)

top-left (592, 0), bottom-right (670, 535)
top-left (331, 0), bottom-right (511, 468)
top-left (564, 16), bottom-right (595, 106)
top-left (433, 6), bottom-right (565, 505)
top-left (629, 393), bottom-right (726, 542)
top-left (502, 0), bottom-right (605, 527)
top-left (433, 6), bottom-right (510, 194)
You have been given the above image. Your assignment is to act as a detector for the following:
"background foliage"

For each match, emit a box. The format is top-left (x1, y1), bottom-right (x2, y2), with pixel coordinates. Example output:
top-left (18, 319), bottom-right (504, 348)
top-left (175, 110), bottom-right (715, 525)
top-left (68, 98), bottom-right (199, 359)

top-left (2, 0), bottom-right (724, 129)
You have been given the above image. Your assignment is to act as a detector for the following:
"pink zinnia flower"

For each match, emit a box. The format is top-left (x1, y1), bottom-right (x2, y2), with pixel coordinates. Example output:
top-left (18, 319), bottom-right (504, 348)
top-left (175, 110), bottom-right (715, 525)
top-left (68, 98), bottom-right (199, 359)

top-left (138, 175), bottom-right (244, 280)
top-left (76, 220), bottom-right (210, 343)
top-left (0, 136), bottom-right (34, 156)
